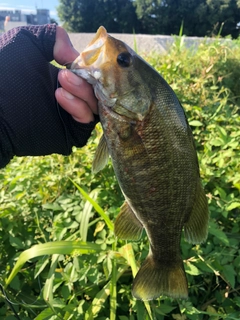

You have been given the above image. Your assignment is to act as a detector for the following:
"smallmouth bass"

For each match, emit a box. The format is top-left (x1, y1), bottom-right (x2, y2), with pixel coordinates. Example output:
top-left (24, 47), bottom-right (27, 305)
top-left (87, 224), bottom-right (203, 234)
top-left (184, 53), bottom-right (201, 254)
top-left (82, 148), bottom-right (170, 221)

top-left (71, 26), bottom-right (209, 300)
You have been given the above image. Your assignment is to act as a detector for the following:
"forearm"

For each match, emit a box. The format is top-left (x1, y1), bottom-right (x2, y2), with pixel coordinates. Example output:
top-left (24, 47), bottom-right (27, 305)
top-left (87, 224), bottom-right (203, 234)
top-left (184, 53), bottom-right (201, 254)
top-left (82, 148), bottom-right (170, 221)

top-left (0, 25), bottom-right (98, 168)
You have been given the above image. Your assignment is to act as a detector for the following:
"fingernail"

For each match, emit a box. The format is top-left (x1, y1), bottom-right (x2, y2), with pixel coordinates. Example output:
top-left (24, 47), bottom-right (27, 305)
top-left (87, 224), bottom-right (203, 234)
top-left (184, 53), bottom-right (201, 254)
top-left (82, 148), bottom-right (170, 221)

top-left (63, 69), bottom-right (83, 85)
top-left (61, 88), bottom-right (75, 100)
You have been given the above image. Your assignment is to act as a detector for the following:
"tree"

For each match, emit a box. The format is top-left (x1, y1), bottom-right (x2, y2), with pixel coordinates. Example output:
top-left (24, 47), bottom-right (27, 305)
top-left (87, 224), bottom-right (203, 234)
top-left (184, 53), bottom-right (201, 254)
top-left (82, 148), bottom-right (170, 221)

top-left (197, 0), bottom-right (240, 38)
top-left (133, 0), bottom-right (162, 34)
top-left (58, 0), bottom-right (240, 37)
top-left (134, 0), bottom-right (240, 37)
top-left (57, 0), bottom-right (140, 33)
top-left (50, 18), bottom-right (58, 25)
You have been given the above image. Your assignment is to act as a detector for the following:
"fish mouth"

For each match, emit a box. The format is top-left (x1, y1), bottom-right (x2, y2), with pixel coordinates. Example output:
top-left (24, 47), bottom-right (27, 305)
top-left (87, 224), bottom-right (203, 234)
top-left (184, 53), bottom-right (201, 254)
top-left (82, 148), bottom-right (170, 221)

top-left (70, 26), bottom-right (118, 107)
top-left (73, 26), bottom-right (108, 67)
top-left (70, 26), bottom-right (108, 74)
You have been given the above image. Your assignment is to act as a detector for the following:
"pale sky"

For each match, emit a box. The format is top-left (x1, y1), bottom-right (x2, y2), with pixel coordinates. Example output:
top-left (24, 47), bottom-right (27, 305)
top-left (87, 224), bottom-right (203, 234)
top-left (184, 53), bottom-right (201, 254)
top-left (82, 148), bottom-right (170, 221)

top-left (0, 0), bottom-right (60, 21)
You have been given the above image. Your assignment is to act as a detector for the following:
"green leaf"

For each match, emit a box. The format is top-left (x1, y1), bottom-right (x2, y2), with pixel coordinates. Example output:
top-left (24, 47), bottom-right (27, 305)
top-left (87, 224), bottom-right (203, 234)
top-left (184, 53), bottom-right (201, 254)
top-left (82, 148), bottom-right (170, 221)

top-left (189, 120), bottom-right (203, 126)
top-left (210, 86), bottom-right (219, 90)
top-left (9, 235), bottom-right (24, 249)
top-left (155, 303), bottom-right (176, 315)
top-left (215, 186), bottom-right (227, 200)
top-left (217, 126), bottom-right (227, 138)
top-left (185, 263), bottom-right (202, 276)
top-left (226, 201), bottom-right (240, 211)
top-left (223, 264), bottom-right (236, 288)
top-left (209, 222), bottom-right (229, 245)
top-left (211, 138), bottom-right (224, 146)
top-left (42, 203), bottom-right (62, 211)
top-left (34, 256), bottom-right (50, 278)
top-left (9, 275), bottom-right (20, 291)
top-left (34, 308), bottom-right (54, 320)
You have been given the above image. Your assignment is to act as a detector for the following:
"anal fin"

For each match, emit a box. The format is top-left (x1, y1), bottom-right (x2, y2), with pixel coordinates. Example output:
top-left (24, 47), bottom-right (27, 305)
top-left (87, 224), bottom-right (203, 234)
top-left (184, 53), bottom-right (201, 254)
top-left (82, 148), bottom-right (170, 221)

top-left (114, 201), bottom-right (143, 241)
top-left (92, 135), bottom-right (109, 174)
top-left (184, 181), bottom-right (209, 244)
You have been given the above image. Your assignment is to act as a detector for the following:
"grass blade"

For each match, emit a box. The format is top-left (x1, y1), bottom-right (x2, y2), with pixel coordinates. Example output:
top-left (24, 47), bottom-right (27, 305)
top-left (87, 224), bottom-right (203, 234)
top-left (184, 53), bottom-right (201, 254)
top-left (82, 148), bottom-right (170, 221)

top-left (120, 244), bottom-right (154, 320)
top-left (43, 254), bottom-right (59, 304)
top-left (5, 241), bottom-right (102, 288)
top-left (110, 240), bottom-right (117, 320)
top-left (85, 265), bottom-right (127, 320)
top-left (70, 178), bottom-right (114, 231)
top-left (119, 243), bottom-right (138, 277)
top-left (80, 188), bottom-right (99, 241)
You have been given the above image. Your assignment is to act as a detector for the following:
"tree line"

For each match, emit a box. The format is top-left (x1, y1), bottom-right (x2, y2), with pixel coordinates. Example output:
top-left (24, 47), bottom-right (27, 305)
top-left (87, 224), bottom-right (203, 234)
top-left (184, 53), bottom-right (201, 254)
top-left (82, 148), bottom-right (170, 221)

top-left (57, 0), bottom-right (240, 38)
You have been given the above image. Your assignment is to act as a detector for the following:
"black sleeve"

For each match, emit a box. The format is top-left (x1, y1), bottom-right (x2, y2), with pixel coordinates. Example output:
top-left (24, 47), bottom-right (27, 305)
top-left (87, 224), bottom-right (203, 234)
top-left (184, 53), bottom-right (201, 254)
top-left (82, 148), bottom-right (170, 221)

top-left (0, 24), bottom-right (98, 169)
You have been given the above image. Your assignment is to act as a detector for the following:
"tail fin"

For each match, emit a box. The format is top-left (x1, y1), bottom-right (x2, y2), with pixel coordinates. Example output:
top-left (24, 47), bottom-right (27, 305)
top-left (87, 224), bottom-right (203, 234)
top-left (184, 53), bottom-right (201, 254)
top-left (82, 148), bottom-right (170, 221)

top-left (132, 253), bottom-right (188, 300)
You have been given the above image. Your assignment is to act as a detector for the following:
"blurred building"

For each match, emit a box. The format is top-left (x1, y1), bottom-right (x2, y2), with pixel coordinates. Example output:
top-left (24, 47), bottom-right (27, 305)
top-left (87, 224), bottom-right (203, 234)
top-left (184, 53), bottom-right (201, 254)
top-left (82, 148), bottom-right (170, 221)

top-left (0, 8), bottom-right (50, 32)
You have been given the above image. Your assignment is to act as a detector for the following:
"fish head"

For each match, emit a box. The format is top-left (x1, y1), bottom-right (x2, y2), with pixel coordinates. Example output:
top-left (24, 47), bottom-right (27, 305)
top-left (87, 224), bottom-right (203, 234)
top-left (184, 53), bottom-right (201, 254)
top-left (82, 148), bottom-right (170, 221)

top-left (71, 26), bottom-right (152, 120)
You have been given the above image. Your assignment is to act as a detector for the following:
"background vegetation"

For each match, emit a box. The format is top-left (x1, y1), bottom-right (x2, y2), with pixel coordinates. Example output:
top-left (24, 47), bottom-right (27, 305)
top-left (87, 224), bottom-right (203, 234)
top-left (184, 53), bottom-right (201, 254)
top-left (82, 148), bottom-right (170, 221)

top-left (57, 0), bottom-right (240, 38)
top-left (0, 36), bottom-right (240, 319)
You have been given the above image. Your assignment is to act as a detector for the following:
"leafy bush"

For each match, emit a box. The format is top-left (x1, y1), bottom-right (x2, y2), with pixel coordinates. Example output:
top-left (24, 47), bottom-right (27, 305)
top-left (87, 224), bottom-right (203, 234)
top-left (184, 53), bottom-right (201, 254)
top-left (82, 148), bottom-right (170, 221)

top-left (0, 37), bottom-right (239, 319)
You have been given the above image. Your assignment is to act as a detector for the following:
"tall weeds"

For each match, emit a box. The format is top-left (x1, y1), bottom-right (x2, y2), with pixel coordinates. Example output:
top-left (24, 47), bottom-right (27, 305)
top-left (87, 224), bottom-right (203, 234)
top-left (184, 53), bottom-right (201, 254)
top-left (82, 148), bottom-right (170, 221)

top-left (0, 37), bottom-right (239, 319)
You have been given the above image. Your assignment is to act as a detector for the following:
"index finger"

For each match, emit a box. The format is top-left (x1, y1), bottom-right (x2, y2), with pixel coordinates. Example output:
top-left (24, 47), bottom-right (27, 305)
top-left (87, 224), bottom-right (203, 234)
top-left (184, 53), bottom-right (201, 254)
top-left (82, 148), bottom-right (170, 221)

top-left (58, 69), bottom-right (98, 115)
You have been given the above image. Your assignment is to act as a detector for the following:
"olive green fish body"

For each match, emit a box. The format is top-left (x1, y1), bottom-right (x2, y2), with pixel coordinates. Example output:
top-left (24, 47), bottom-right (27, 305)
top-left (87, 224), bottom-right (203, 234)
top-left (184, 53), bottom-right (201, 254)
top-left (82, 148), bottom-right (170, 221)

top-left (99, 82), bottom-right (199, 299)
top-left (71, 26), bottom-right (209, 300)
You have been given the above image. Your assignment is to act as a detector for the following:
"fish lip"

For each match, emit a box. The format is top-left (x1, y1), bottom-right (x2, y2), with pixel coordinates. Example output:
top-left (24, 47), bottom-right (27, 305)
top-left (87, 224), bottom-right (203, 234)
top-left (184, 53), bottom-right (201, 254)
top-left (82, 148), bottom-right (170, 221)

top-left (71, 67), bottom-right (98, 85)
top-left (70, 55), bottom-right (101, 84)
top-left (70, 55), bottom-right (85, 70)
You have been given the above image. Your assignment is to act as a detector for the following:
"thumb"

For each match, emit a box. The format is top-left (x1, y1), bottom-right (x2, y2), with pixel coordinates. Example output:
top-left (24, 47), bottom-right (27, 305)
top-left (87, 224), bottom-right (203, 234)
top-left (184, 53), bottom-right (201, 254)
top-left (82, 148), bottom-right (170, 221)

top-left (53, 26), bottom-right (79, 66)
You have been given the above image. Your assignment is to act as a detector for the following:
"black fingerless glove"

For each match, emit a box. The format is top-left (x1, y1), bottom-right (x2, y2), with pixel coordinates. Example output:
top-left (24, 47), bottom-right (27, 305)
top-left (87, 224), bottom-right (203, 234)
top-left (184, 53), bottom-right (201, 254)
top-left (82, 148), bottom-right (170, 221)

top-left (0, 24), bottom-right (98, 168)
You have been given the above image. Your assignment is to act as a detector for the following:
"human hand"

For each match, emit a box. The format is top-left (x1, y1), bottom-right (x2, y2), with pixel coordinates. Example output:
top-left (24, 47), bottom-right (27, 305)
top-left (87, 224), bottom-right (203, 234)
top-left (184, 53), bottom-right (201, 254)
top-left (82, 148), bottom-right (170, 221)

top-left (54, 27), bottom-right (98, 123)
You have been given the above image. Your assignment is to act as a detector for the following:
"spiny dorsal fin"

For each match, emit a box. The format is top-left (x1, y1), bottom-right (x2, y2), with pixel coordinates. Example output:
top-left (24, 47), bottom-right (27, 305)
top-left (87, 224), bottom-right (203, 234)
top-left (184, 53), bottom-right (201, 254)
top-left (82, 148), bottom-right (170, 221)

top-left (114, 201), bottom-right (143, 241)
top-left (92, 135), bottom-right (109, 174)
top-left (184, 181), bottom-right (209, 244)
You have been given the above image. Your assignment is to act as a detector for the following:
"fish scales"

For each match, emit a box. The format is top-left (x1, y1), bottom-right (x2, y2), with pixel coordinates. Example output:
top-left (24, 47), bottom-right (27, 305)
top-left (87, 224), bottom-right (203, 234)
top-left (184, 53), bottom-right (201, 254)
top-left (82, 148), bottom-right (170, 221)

top-left (71, 26), bottom-right (209, 300)
top-left (104, 103), bottom-right (195, 253)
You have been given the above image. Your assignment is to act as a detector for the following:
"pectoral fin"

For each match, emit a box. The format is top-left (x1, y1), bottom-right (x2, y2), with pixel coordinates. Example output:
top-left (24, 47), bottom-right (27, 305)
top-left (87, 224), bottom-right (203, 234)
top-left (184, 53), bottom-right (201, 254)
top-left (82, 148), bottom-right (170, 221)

top-left (114, 201), bottom-right (143, 241)
top-left (184, 181), bottom-right (209, 244)
top-left (92, 135), bottom-right (109, 173)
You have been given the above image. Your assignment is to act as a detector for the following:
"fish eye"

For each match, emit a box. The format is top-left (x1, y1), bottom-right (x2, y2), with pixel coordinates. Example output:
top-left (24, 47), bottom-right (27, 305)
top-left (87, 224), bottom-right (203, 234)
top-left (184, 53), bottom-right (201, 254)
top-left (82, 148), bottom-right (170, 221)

top-left (117, 52), bottom-right (132, 68)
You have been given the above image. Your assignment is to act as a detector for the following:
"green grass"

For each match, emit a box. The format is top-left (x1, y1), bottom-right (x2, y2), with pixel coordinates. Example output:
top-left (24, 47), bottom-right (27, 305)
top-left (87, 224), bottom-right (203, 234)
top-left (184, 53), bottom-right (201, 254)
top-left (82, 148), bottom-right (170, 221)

top-left (0, 36), bottom-right (240, 319)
